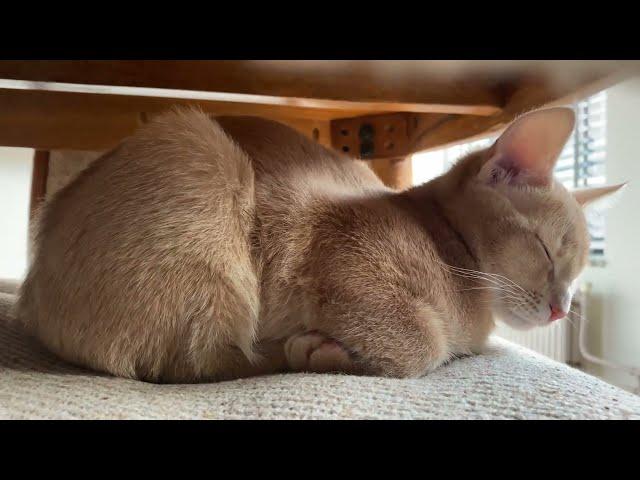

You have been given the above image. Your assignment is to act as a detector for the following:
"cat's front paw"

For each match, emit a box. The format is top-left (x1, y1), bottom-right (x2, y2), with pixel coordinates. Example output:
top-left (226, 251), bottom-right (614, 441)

top-left (285, 331), bottom-right (352, 374)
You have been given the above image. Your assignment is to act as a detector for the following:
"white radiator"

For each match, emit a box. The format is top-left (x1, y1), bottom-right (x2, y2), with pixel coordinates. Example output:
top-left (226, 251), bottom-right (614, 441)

top-left (494, 285), bottom-right (587, 366)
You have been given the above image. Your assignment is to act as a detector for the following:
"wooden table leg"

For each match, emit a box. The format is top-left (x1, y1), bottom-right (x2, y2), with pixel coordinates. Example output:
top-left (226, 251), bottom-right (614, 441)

top-left (369, 156), bottom-right (413, 190)
top-left (30, 150), bottom-right (49, 220)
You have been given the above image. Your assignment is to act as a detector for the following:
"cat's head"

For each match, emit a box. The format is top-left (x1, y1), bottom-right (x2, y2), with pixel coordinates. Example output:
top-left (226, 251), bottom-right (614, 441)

top-left (453, 107), bottom-right (625, 330)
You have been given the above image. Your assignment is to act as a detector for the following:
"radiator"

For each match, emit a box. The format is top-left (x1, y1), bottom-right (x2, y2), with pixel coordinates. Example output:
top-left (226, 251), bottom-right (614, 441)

top-left (493, 285), bottom-right (587, 365)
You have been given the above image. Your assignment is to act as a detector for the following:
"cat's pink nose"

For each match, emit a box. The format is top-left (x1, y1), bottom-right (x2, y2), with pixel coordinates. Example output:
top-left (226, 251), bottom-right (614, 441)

top-left (549, 304), bottom-right (567, 321)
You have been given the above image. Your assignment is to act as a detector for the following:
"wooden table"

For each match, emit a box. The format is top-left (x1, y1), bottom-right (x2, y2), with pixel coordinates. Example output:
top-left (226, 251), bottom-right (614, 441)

top-left (1, 60), bottom-right (637, 192)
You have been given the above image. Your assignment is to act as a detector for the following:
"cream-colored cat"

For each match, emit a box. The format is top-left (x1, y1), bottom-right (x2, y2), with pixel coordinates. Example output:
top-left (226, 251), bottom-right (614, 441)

top-left (17, 106), bottom-right (624, 382)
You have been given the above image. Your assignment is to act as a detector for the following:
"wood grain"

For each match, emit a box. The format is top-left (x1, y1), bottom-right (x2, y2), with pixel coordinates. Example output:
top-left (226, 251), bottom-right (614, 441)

top-left (0, 61), bottom-right (634, 154)
top-left (0, 88), bottom-right (331, 150)
top-left (0, 60), bottom-right (505, 116)
top-left (409, 69), bottom-right (636, 154)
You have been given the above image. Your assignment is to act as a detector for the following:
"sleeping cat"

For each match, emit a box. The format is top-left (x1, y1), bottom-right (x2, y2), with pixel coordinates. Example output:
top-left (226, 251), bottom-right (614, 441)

top-left (17, 106), bottom-right (624, 382)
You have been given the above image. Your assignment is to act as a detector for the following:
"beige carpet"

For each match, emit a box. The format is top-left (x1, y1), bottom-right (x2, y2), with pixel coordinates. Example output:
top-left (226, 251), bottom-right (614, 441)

top-left (1, 291), bottom-right (639, 419)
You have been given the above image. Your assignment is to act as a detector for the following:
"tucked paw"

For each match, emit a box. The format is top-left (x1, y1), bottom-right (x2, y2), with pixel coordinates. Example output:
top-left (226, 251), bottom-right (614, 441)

top-left (285, 331), bottom-right (352, 373)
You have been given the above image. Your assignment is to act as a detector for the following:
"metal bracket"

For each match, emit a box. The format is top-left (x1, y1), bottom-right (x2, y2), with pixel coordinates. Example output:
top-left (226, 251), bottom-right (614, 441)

top-left (330, 113), bottom-right (409, 159)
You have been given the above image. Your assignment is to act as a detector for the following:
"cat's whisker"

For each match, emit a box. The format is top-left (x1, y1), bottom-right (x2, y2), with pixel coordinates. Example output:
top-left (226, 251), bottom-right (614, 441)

top-left (457, 286), bottom-right (519, 293)
top-left (456, 287), bottom-right (524, 303)
top-left (565, 316), bottom-right (577, 328)
top-left (445, 269), bottom-right (522, 294)
top-left (568, 311), bottom-right (584, 321)
top-left (485, 273), bottom-right (529, 295)
top-left (568, 309), bottom-right (584, 320)
top-left (442, 263), bottom-right (530, 296)
top-left (440, 263), bottom-right (529, 296)
top-left (455, 278), bottom-right (524, 300)
top-left (564, 312), bottom-right (581, 331)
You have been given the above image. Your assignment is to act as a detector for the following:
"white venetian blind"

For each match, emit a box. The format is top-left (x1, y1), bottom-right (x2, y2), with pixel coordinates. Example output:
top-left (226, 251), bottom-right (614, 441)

top-left (555, 92), bottom-right (608, 256)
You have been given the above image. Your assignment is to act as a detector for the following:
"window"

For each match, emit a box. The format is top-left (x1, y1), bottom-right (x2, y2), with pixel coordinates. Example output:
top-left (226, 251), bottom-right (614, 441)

top-left (558, 92), bottom-right (607, 257)
top-left (0, 147), bottom-right (34, 280)
top-left (412, 92), bottom-right (608, 258)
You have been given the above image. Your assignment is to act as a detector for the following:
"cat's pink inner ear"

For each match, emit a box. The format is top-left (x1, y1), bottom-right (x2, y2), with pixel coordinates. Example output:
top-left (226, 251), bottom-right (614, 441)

top-left (483, 107), bottom-right (576, 188)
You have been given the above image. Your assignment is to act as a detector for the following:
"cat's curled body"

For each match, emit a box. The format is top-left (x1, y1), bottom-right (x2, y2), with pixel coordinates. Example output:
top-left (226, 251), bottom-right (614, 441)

top-left (18, 107), bottom-right (605, 383)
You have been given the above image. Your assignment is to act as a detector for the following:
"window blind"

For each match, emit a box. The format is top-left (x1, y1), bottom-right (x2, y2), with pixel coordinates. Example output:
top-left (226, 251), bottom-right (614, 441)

top-left (557, 92), bottom-right (607, 256)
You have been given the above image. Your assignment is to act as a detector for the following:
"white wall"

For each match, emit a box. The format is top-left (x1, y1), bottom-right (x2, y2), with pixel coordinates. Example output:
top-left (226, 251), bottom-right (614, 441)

top-left (581, 77), bottom-right (640, 392)
top-left (0, 147), bottom-right (33, 281)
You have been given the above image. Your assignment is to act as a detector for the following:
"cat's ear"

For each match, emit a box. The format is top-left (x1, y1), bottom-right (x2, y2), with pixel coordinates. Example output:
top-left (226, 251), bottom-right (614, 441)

top-left (573, 183), bottom-right (628, 209)
top-left (478, 107), bottom-right (575, 188)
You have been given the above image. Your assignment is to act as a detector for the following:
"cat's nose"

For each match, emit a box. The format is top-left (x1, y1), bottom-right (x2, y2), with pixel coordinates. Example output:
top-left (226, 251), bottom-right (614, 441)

top-left (549, 304), bottom-right (567, 321)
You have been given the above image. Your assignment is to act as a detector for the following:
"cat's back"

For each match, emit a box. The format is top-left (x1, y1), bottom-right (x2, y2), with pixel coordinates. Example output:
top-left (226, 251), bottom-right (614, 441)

top-left (215, 115), bottom-right (384, 193)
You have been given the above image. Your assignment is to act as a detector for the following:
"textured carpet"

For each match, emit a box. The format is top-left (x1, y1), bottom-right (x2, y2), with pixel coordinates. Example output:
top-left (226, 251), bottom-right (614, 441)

top-left (1, 292), bottom-right (639, 419)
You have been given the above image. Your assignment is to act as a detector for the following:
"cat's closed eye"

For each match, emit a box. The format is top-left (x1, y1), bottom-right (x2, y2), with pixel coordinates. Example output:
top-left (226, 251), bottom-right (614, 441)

top-left (536, 235), bottom-right (554, 273)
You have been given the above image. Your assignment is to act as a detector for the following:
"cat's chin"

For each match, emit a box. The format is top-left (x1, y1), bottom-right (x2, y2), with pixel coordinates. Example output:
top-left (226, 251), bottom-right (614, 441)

top-left (494, 311), bottom-right (538, 331)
